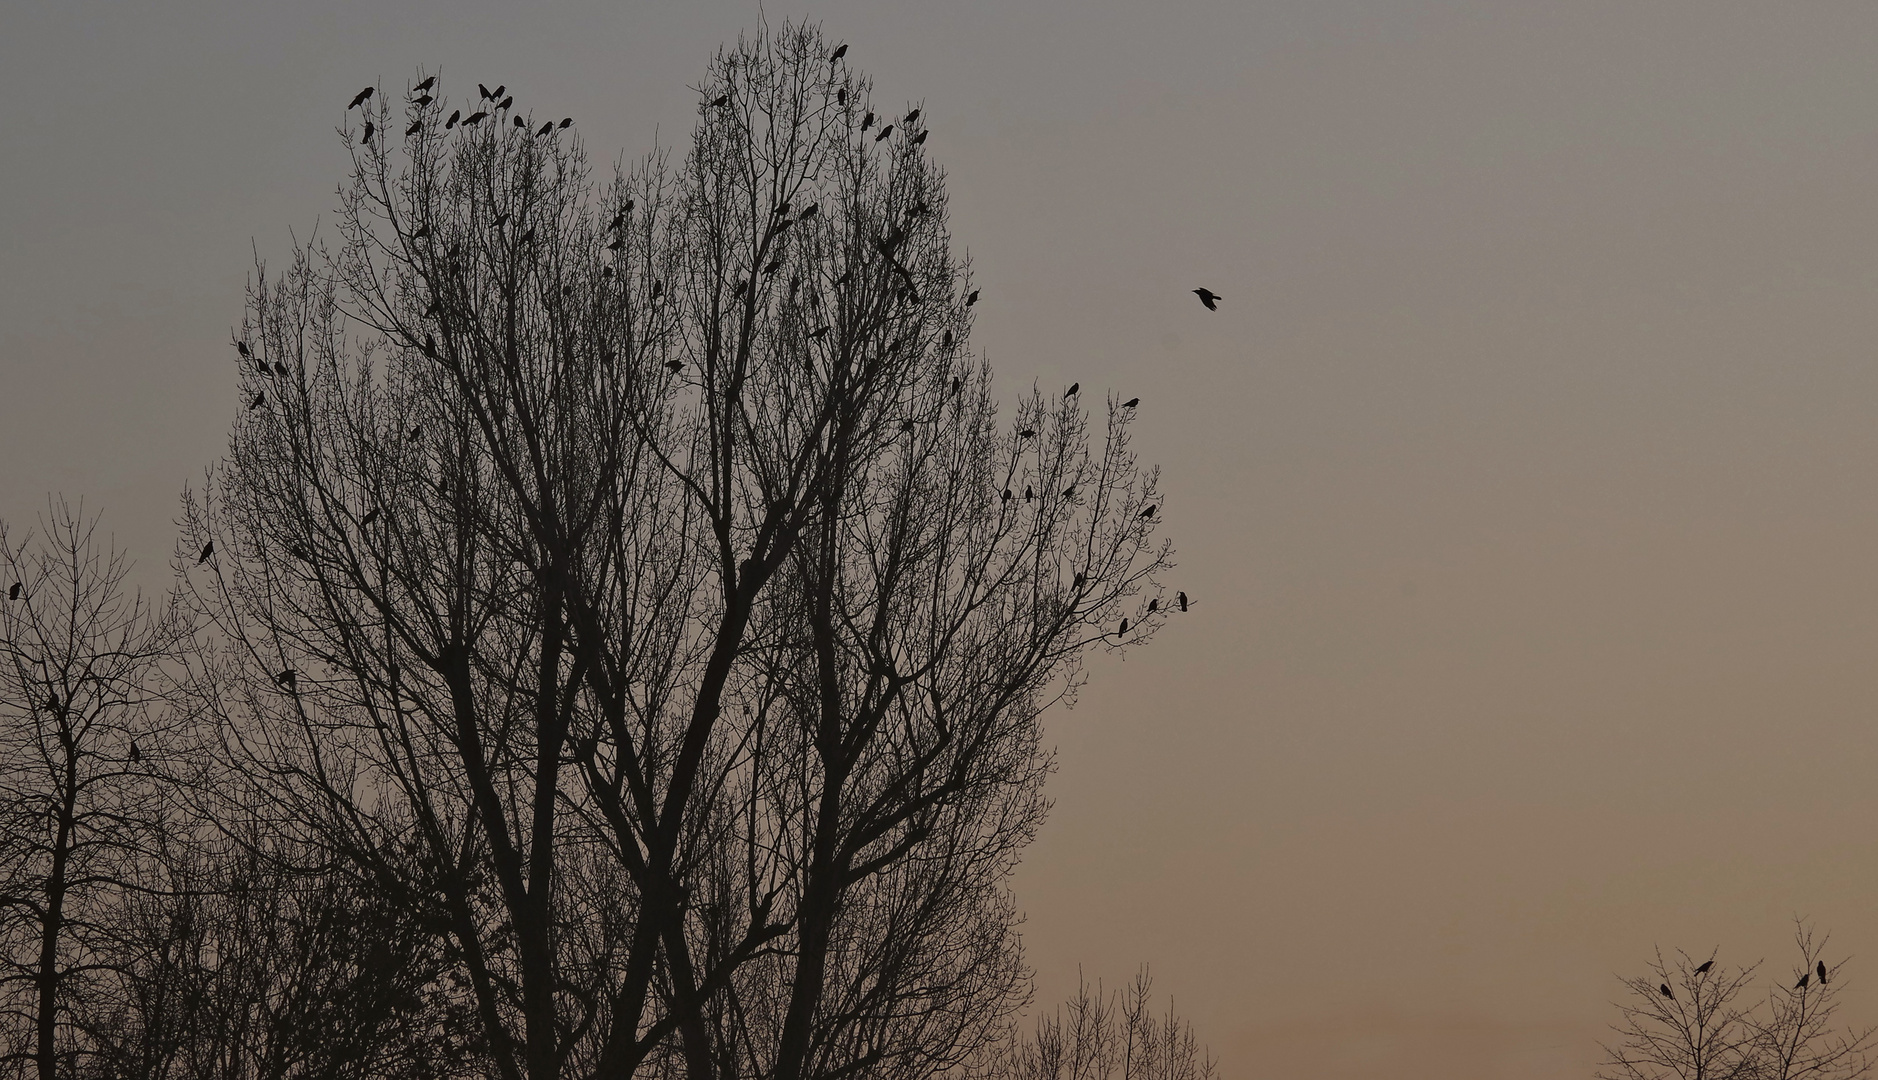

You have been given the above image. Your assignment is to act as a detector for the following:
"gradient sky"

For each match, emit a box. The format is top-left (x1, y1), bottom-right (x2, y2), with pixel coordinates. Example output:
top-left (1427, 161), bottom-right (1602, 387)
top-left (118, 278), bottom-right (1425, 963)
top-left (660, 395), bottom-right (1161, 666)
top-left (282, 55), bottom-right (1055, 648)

top-left (8, 3), bottom-right (1878, 1077)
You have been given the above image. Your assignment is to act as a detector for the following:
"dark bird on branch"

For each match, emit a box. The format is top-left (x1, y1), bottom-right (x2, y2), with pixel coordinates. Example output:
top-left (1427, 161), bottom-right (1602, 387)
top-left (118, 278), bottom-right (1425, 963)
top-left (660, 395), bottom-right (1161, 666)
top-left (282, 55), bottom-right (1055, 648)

top-left (839, 87), bottom-right (848, 105)
top-left (799, 203), bottom-right (818, 220)
top-left (424, 334), bottom-right (437, 357)
top-left (875, 124), bottom-right (893, 141)
top-left (965, 289), bottom-right (980, 306)
top-left (763, 259), bottom-right (782, 275)
top-left (1123, 397), bottom-right (1140, 408)
top-left (414, 94), bottom-right (433, 107)
top-left (1074, 571), bottom-right (1087, 588)
top-left (360, 508), bottom-right (380, 527)
top-left (1001, 489), bottom-right (1012, 502)
top-left (494, 212), bottom-right (510, 228)
top-left (1147, 598), bottom-right (1158, 612)
top-left (1660, 984), bottom-right (1675, 1000)
top-left (288, 543), bottom-right (309, 561)
top-left (198, 541), bottom-right (214, 565)
top-left (249, 392), bottom-right (265, 411)
top-left (1119, 619), bottom-right (1129, 635)
top-left (493, 85), bottom-right (506, 99)
top-left (446, 110), bottom-right (461, 129)
top-left (912, 130), bottom-right (928, 145)
top-left (902, 419), bottom-right (916, 434)
top-left (1017, 429), bottom-right (1035, 439)
top-left (1140, 505), bottom-right (1156, 519)
top-left (47, 694), bottom-right (59, 711)
top-left (520, 227), bottom-right (535, 245)
top-left (665, 360), bottom-right (684, 373)
top-left (1024, 485), bottom-right (1033, 501)
top-left (905, 108), bottom-right (921, 124)
top-left (129, 743), bottom-right (141, 763)
top-left (276, 669), bottom-right (297, 691)
top-left (1797, 974), bottom-right (1811, 990)
top-left (862, 111), bottom-right (874, 130)
top-left (7, 582), bottom-right (19, 600)
top-left (1193, 287), bottom-right (1221, 310)
top-left (1819, 961), bottom-right (1829, 984)
top-left (424, 298), bottom-right (441, 318)
top-left (479, 83), bottom-right (492, 100)
top-left (559, 117), bottom-right (572, 129)
top-left (349, 86), bottom-right (374, 109)
top-left (1064, 485), bottom-right (1076, 499)
top-left (538, 121), bottom-right (554, 136)
top-left (831, 43), bottom-right (848, 60)
top-left (810, 326), bottom-right (830, 339)
top-left (1178, 591), bottom-right (1188, 612)
top-left (235, 339), bottom-right (250, 357)
top-left (414, 76), bottom-right (435, 93)
top-left (362, 121), bottom-right (375, 141)
top-left (273, 360), bottom-right (287, 377)
top-left (1067, 382), bottom-right (1079, 397)
top-left (253, 357), bottom-right (269, 375)
top-left (951, 376), bottom-right (962, 393)
top-left (406, 120), bottom-right (423, 136)
top-left (514, 116), bottom-right (526, 128)
top-left (710, 94), bottom-right (729, 107)
top-left (466, 111), bottom-right (488, 125)
top-left (651, 279), bottom-right (663, 299)
top-left (942, 329), bottom-right (952, 348)
top-left (607, 237), bottom-right (625, 251)
top-left (1696, 961), bottom-right (1714, 974)
top-left (409, 425), bottom-right (422, 441)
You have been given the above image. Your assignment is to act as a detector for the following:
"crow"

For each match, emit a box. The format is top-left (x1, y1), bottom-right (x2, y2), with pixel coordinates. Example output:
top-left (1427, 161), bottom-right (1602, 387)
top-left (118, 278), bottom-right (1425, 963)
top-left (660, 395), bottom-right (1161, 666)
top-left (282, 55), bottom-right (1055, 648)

top-left (1178, 591), bottom-right (1188, 611)
top-left (360, 508), bottom-right (380, 527)
top-left (810, 326), bottom-right (830, 339)
top-left (446, 109), bottom-right (461, 129)
top-left (862, 111), bottom-right (875, 130)
top-left (1064, 485), bottom-right (1076, 498)
top-left (1123, 397), bottom-right (1140, 408)
top-left (415, 76), bottom-right (436, 93)
top-left (1193, 287), bottom-right (1221, 310)
top-left (409, 425), bottom-right (422, 441)
top-left (1067, 382), bottom-right (1079, 397)
top-left (665, 360), bottom-right (684, 373)
top-left (423, 334), bottom-right (437, 357)
top-left (559, 117), bottom-right (572, 129)
top-left (538, 121), bottom-right (554, 136)
top-left (236, 339), bottom-right (251, 357)
top-left (273, 360), bottom-right (287, 377)
top-left (1017, 428), bottom-right (1036, 438)
top-left (7, 582), bottom-right (19, 600)
top-left (520, 227), bottom-right (535, 245)
top-left (965, 289), bottom-right (980, 306)
top-left (763, 258), bottom-right (782, 275)
top-left (493, 85), bottom-right (506, 99)
top-left (466, 111), bottom-right (488, 125)
top-left (902, 419), bottom-right (916, 434)
top-left (651, 280), bottom-right (664, 299)
top-left (414, 94), bottom-right (433, 107)
top-left (198, 541), bottom-right (215, 565)
top-left (1660, 984), bottom-right (1675, 1000)
top-left (839, 87), bottom-right (848, 105)
top-left (875, 124), bottom-right (893, 141)
top-left (406, 119), bottom-right (424, 136)
top-left (1140, 505), bottom-right (1156, 519)
top-left (905, 108), bottom-right (921, 124)
top-left (514, 116), bottom-right (526, 129)
top-left (1695, 961), bottom-right (1714, 974)
top-left (1119, 619), bottom-right (1129, 635)
top-left (836, 270), bottom-right (854, 286)
top-left (1024, 485), bottom-right (1033, 502)
top-left (362, 121), bottom-right (375, 141)
top-left (1820, 961), bottom-right (1829, 984)
top-left (942, 329), bottom-right (953, 348)
top-left (276, 669), bottom-right (297, 691)
top-left (1147, 598), bottom-right (1159, 612)
top-left (494, 212), bottom-right (510, 228)
top-left (1074, 571), bottom-right (1087, 588)
top-left (952, 376), bottom-right (962, 393)
top-left (424, 297), bottom-right (441, 318)
top-left (1797, 974), bottom-right (1811, 990)
top-left (912, 130), bottom-right (928, 145)
top-left (799, 203), bottom-right (819, 219)
top-left (607, 237), bottom-right (625, 251)
top-left (249, 392), bottom-right (265, 411)
top-left (831, 43), bottom-right (848, 60)
top-left (710, 94), bottom-right (730, 107)
top-left (350, 86), bottom-right (374, 109)
top-left (129, 743), bottom-right (141, 763)
top-left (1001, 489), bottom-right (1012, 502)
top-left (479, 83), bottom-right (492, 100)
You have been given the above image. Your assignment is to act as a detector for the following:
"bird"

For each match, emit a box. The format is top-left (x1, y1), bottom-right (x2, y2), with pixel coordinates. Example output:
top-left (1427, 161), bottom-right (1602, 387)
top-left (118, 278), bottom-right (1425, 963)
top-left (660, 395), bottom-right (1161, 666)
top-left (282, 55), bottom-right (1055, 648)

top-left (414, 94), bottom-right (433, 108)
top-left (513, 116), bottom-right (526, 129)
top-left (360, 508), bottom-right (380, 527)
top-left (875, 124), bottom-right (893, 142)
top-left (1177, 591), bottom-right (1188, 612)
top-left (423, 334), bottom-right (438, 357)
top-left (1122, 397), bottom-right (1139, 408)
top-left (651, 280), bottom-right (664, 300)
top-left (559, 117), bottom-right (572, 129)
top-left (862, 111), bottom-right (875, 130)
top-left (710, 94), bottom-right (730, 107)
top-left (466, 111), bottom-right (488, 125)
top-left (1119, 619), bottom-right (1129, 635)
top-left (414, 76), bottom-right (436, 93)
top-left (7, 582), bottom-right (19, 600)
top-left (799, 203), bottom-right (819, 220)
top-left (831, 43), bottom-right (848, 61)
top-left (607, 237), bottom-right (625, 251)
top-left (198, 541), bottom-right (214, 564)
top-left (1147, 598), bottom-right (1159, 613)
top-left (942, 329), bottom-right (953, 348)
top-left (1140, 504), bottom-right (1156, 519)
top-left (424, 298), bottom-right (441, 318)
top-left (129, 743), bottom-right (141, 763)
top-left (810, 326), bottom-right (830, 340)
top-left (1023, 485), bottom-right (1033, 501)
top-left (1001, 489), bottom-right (1012, 502)
top-left (965, 290), bottom-right (980, 306)
top-left (479, 83), bottom-right (492, 100)
top-left (276, 669), bottom-right (297, 691)
top-left (839, 87), bottom-right (848, 105)
top-left (273, 360), bottom-right (287, 377)
top-left (1017, 428), bottom-right (1036, 438)
top-left (362, 121), bottom-right (376, 142)
top-left (1066, 382), bottom-right (1079, 397)
top-left (665, 360), bottom-right (684, 373)
top-left (1193, 288), bottom-right (1221, 311)
top-left (1695, 961), bottom-right (1714, 974)
top-left (1063, 485), bottom-right (1076, 499)
top-left (763, 258), bottom-right (783, 275)
top-left (493, 85), bottom-right (506, 100)
top-left (1073, 571), bottom-right (1087, 589)
top-left (446, 110), bottom-right (461, 129)
top-left (912, 130), bottom-right (928, 145)
top-left (350, 86), bottom-right (374, 109)
top-left (235, 339), bottom-right (250, 357)
top-left (249, 392), bottom-right (266, 411)
top-left (951, 376), bottom-right (962, 393)
top-left (494, 212), bottom-right (510, 228)
top-left (538, 121), bottom-right (554, 136)
top-left (905, 108), bottom-right (921, 124)
top-left (406, 120), bottom-right (423, 137)
top-left (902, 419), bottom-right (916, 434)
top-left (1819, 961), bottom-right (1828, 984)
top-left (1660, 984), bottom-right (1675, 1000)
top-left (1797, 974), bottom-right (1811, 990)
top-left (520, 227), bottom-right (535, 245)
top-left (288, 543), bottom-right (309, 561)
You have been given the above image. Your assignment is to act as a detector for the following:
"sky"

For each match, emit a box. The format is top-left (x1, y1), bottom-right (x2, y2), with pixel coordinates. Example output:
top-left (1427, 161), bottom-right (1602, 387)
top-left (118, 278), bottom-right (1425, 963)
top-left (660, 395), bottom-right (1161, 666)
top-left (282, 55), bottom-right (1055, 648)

top-left (7, 2), bottom-right (1878, 1077)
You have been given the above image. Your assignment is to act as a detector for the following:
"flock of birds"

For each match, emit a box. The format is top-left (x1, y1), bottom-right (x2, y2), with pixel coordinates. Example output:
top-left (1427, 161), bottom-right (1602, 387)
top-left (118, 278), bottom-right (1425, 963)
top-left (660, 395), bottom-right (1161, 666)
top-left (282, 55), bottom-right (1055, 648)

top-left (1657, 959), bottom-right (1831, 1001)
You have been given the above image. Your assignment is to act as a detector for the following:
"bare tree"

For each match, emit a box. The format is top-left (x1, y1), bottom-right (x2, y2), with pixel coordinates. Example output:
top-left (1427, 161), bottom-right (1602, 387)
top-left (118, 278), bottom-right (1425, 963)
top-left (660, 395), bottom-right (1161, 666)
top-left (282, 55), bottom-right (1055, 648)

top-left (1599, 924), bottom-right (1874, 1080)
top-left (976, 969), bottom-right (1216, 1080)
top-left (0, 502), bottom-right (184, 1080)
top-left (175, 21), bottom-right (1175, 1080)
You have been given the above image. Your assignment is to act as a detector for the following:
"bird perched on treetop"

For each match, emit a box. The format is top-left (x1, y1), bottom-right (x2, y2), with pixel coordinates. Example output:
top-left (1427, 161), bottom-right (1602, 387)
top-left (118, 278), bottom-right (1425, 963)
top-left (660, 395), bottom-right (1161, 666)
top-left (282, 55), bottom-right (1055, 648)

top-left (875, 124), bottom-right (893, 142)
top-left (498, 96), bottom-right (512, 111)
top-left (1193, 287), bottom-right (1222, 310)
top-left (905, 108), bottom-right (921, 124)
top-left (198, 541), bottom-right (214, 565)
top-left (559, 117), bottom-right (572, 129)
top-left (446, 110), bottom-right (461, 129)
top-left (1067, 382), bottom-right (1079, 397)
top-left (1695, 960), bottom-right (1714, 974)
top-left (1797, 974), bottom-right (1811, 990)
top-left (1123, 397), bottom-right (1140, 408)
top-left (965, 289), bottom-right (980, 306)
top-left (414, 94), bottom-right (433, 108)
top-left (349, 86), bottom-right (374, 109)
top-left (1660, 984), bottom-right (1675, 1000)
top-left (414, 76), bottom-right (435, 93)
top-left (710, 94), bottom-right (730, 107)
top-left (466, 111), bottom-right (488, 125)
top-left (360, 508), bottom-right (380, 527)
top-left (479, 83), bottom-right (493, 100)
top-left (1178, 591), bottom-right (1189, 612)
top-left (831, 43), bottom-right (848, 60)
top-left (7, 582), bottom-right (20, 600)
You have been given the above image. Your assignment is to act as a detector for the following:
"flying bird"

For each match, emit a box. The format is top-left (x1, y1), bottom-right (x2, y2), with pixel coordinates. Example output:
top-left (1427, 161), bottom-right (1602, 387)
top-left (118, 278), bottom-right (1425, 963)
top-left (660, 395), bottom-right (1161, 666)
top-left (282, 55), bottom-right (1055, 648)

top-left (1192, 288), bottom-right (1221, 310)
top-left (360, 508), bottom-right (380, 527)
top-left (831, 43), bottom-right (848, 61)
top-left (446, 110), bottom-right (461, 129)
top-left (1695, 961), bottom-right (1714, 974)
top-left (1819, 961), bottom-right (1829, 984)
top-left (1178, 591), bottom-right (1189, 611)
top-left (1660, 984), bottom-right (1675, 1000)
top-left (875, 124), bottom-right (893, 142)
top-left (198, 541), bottom-right (214, 565)
top-left (349, 86), bottom-right (374, 109)
top-left (414, 76), bottom-right (436, 93)
top-left (7, 582), bottom-right (19, 600)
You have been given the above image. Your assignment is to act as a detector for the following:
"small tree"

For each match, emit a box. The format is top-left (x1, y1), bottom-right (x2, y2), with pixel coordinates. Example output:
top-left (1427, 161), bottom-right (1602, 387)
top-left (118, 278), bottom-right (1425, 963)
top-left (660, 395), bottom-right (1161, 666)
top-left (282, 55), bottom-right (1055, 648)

top-left (0, 502), bottom-right (184, 1080)
top-left (978, 969), bottom-right (1216, 1080)
top-left (1600, 924), bottom-right (1875, 1080)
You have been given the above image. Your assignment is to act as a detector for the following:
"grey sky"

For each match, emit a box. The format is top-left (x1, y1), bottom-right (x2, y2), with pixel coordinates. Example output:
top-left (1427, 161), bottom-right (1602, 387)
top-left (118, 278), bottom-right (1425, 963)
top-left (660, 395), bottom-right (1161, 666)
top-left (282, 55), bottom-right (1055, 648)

top-left (9, 2), bottom-right (1878, 1076)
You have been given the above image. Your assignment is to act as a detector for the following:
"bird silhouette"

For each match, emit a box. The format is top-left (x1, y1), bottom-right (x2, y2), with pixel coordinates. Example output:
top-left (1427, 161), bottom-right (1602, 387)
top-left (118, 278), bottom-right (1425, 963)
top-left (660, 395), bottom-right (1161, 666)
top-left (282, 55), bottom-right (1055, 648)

top-left (665, 360), bottom-right (684, 373)
top-left (1074, 571), bottom-right (1087, 588)
top-left (415, 76), bottom-right (436, 93)
top-left (410, 425), bottom-right (423, 441)
top-left (493, 85), bottom-right (506, 99)
top-left (360, 508), bottom-right (380, 527)
top-left (446, 110), bottom-right (461, 129)
top-left (424, 298), bottom-right (441, 318)
top-left (1797, 974), bottom-right (1811, 990)
top-left (651, 280), bottom-right (664, 300)
top-left (902, 419), bottom-right (916, 434)
top-left (1024, 485), bottom-right (1033, 501)
top-left (763, 259), bottom-right (782, 275)
top-left (1695, 961), bottom-right (1714, 974)
top-left (1067, 382), bottom-right (1079, 397)
top-left (1147, 598), bottom-right (1159, 612)
top-left (249, 392), bottom-right (265, 411)
top-left (839, 87), bottom-right (848, 105)
top-left (424, 334), bottom-right (437, 357)
top-left (607, 237), bottom-right (625, 251)
top-left (520, 227), bottom-right (535, 245)
top-left (46, 694), bottom-right (59, 711)
top-left (965, 289), bottom-right (980, 306)
top-left (414, 94), bottom-right (433, 108)
top-left (1119, 619), bottom-right (1129, 635)
top-left (875, 124), bottom-right (893, 142)
top-left (1177, 591), bottom-right (1188, 612)
top-left (494, 212), bottom-right (510, 228)
top-left (1193, 288), bottom-right (1221, 310)
top-left (905, 108), bottom-right (921, 124)
top-left (198, 541), bottom-right (214, 565)
top-left (862, 111), bottom-right (875, 130)
top-left (236, 339), bottom-right (250, 357)
top-left (951, 376), bottom-right (962, 393)
top-left (1140, 505), bottom-right (1156, 519)
top-left (479, 83), bottom-right (492, 100)
top-left (288, 543), bottom-right (309, 561)
top-left (350, 86), bottom-right (374, 109)
top-left (799, 203), bottom-right (819, 219)
top-left (538, 121), bottom-right (553, 136)
top-left (1123, 397), bottom-right (1139, 408)
top-left (1064, 485), bottom-right (1076, 498)
top-left (466, 111), bottom-right (488, 125)
top-left (831, 43), bottom-right (848, 60)
top-left (273, 361), bottom-right (287, 377)
top-left (710, 94), bottom-right (730, 107)
top-left (276, 669), bottom-right (297, 691)
top-left (7, 582), bottom-right (19, 600)
top-left (810, 326), bottom-right (830, 340)
top-left (1660, 984), bottom-right (1675, 1000)
top-left (1018, 428), bottom-right (1036, 438)
top-left (1820, 961), bottom-right (1829, 984)
top-left (559, 117), bottom-right (572, 129)
top-left (362, 121), bottom-right (375, 141)
top-left (912, 130), bottom-right (928, 145)
top-left (128, 742), bottom-right (141, 763)
top-left (513, 116), bottom-right (526, 128)
top-left (406, 120), bottom-right (423, 137)
top-left (1001, 489), bottom-right (1012, 502)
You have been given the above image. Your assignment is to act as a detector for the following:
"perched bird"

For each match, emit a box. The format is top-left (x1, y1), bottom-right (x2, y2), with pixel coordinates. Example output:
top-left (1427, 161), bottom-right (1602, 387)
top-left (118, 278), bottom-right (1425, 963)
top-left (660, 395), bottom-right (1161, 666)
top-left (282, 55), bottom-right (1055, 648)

top-left (414, 94), bottom-right (433, 107)
top-left (835, 270), bottom-right (854, 286)
top-left (875, 124), bottom-right (893, 142)
top-left (905, 108), bottom-right (921, 124)
top-left (1819, 961), bottom-right (1829, 984)
top-left (1119, 619), bottom-right (1129, 635)
top-left (7, 582), bottom-right (19, 600)
top-left (1001, 489), bottom-right (1012, 502)
top-left (479, 83), bottom-right (493, 100)
top-left (276, 669), bottom-right (297, 691)
top-left (942, 329), bottom-right (953, 348)
top-left (1660, 984), bottom-right (1675, 1000)
top-left (1018, 428), bottom-right (1036, 438)
top-left (446, 110), bottom-right (461, 129)
top-left (273, 361), bottom-right (287, 377)
top-left (965, 289), bottom-right (980, 306)
top-left (1140, 504), bottom-right (1156, 519)
top-left (494, 212), bottom-right (510, 228)
top-left (520, 227), bottom-right (535, 245)
top-left (288, 543), bottom-right (310, 561)
top-left (831, 43), bottom-right (848, 61)
top-left (514, 116), bottom-right (526, 129)
top-left (651, 280), bottom-right (664, 300)
top-left (466, 111), bottom-right (488, 125)
top-left (862, 111), bottom-right (875, 130)
top-left (665, 360), bottom-right (684, 373)
top-left (710, 94), bottom-right (730, 107)
top-left (198, 541), bottom-right (214, 565)
top-left (409, 425), bottom-right (422, 441)
top-left (424, 298), bottom-right (441, 318)
top-left (1177, 591), bottom-right (1188, 612)
top-left (538, 121), bottom-right (554, 136)
top-left (1123, 397), bottom-right (1139, 408)
top-left (1066, 382), bottom-right (1079, 397)
top-left (236, 339), bottom-right (251, 357)
top-left (414, 76), bottom-right (436, 93)
top-left (559, 117), bottom-right (573, 129)
top-left (423, 334), bottom-right (437, 357)
top-left (607, 237), bottom-right (625, 251)
top-left (1695, 961), bottom-right (1714, 974)
top-left (1024, 485), bottom-right (1033, 502)
top-left (1797, 974), bottom-right (1811, 990)
top-left (951, 376), bottom-right (962, 393)
top-left (406, 119), bottom-right (424, 137)
top-left (350, 86), bottom-right (374, 109)
top-left (1063, 485), bottom-right (1076, 498)
top-left (129, 743), bottom-right (141, 763)
top-left (493, 85), bottom-right (506, 100)
top-left (839, 87), bottom-right (848, 105)
top-left (1073, 571), bottom-right (1087, 588)
top-left (912, 130), bottom-right (928, 145)
top-left (810, 326), bottom-right (830, 340)
top-left (763, 258), bottom-right (782, 275)
top-left (902, 419), bottom-right (916, 434)
top-left (798, 203), bottom-right (819, 220)
top-left (360, 508), bottom-right (380, 527)
top-left (1147, 598), bottom-right (1159, 613)
top-left (249, 392), bottom-right (265, 411)
top-left (362, 121), bottom-right (375, 142)
top-left (1193, 287), bottom-right (1221, 310)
